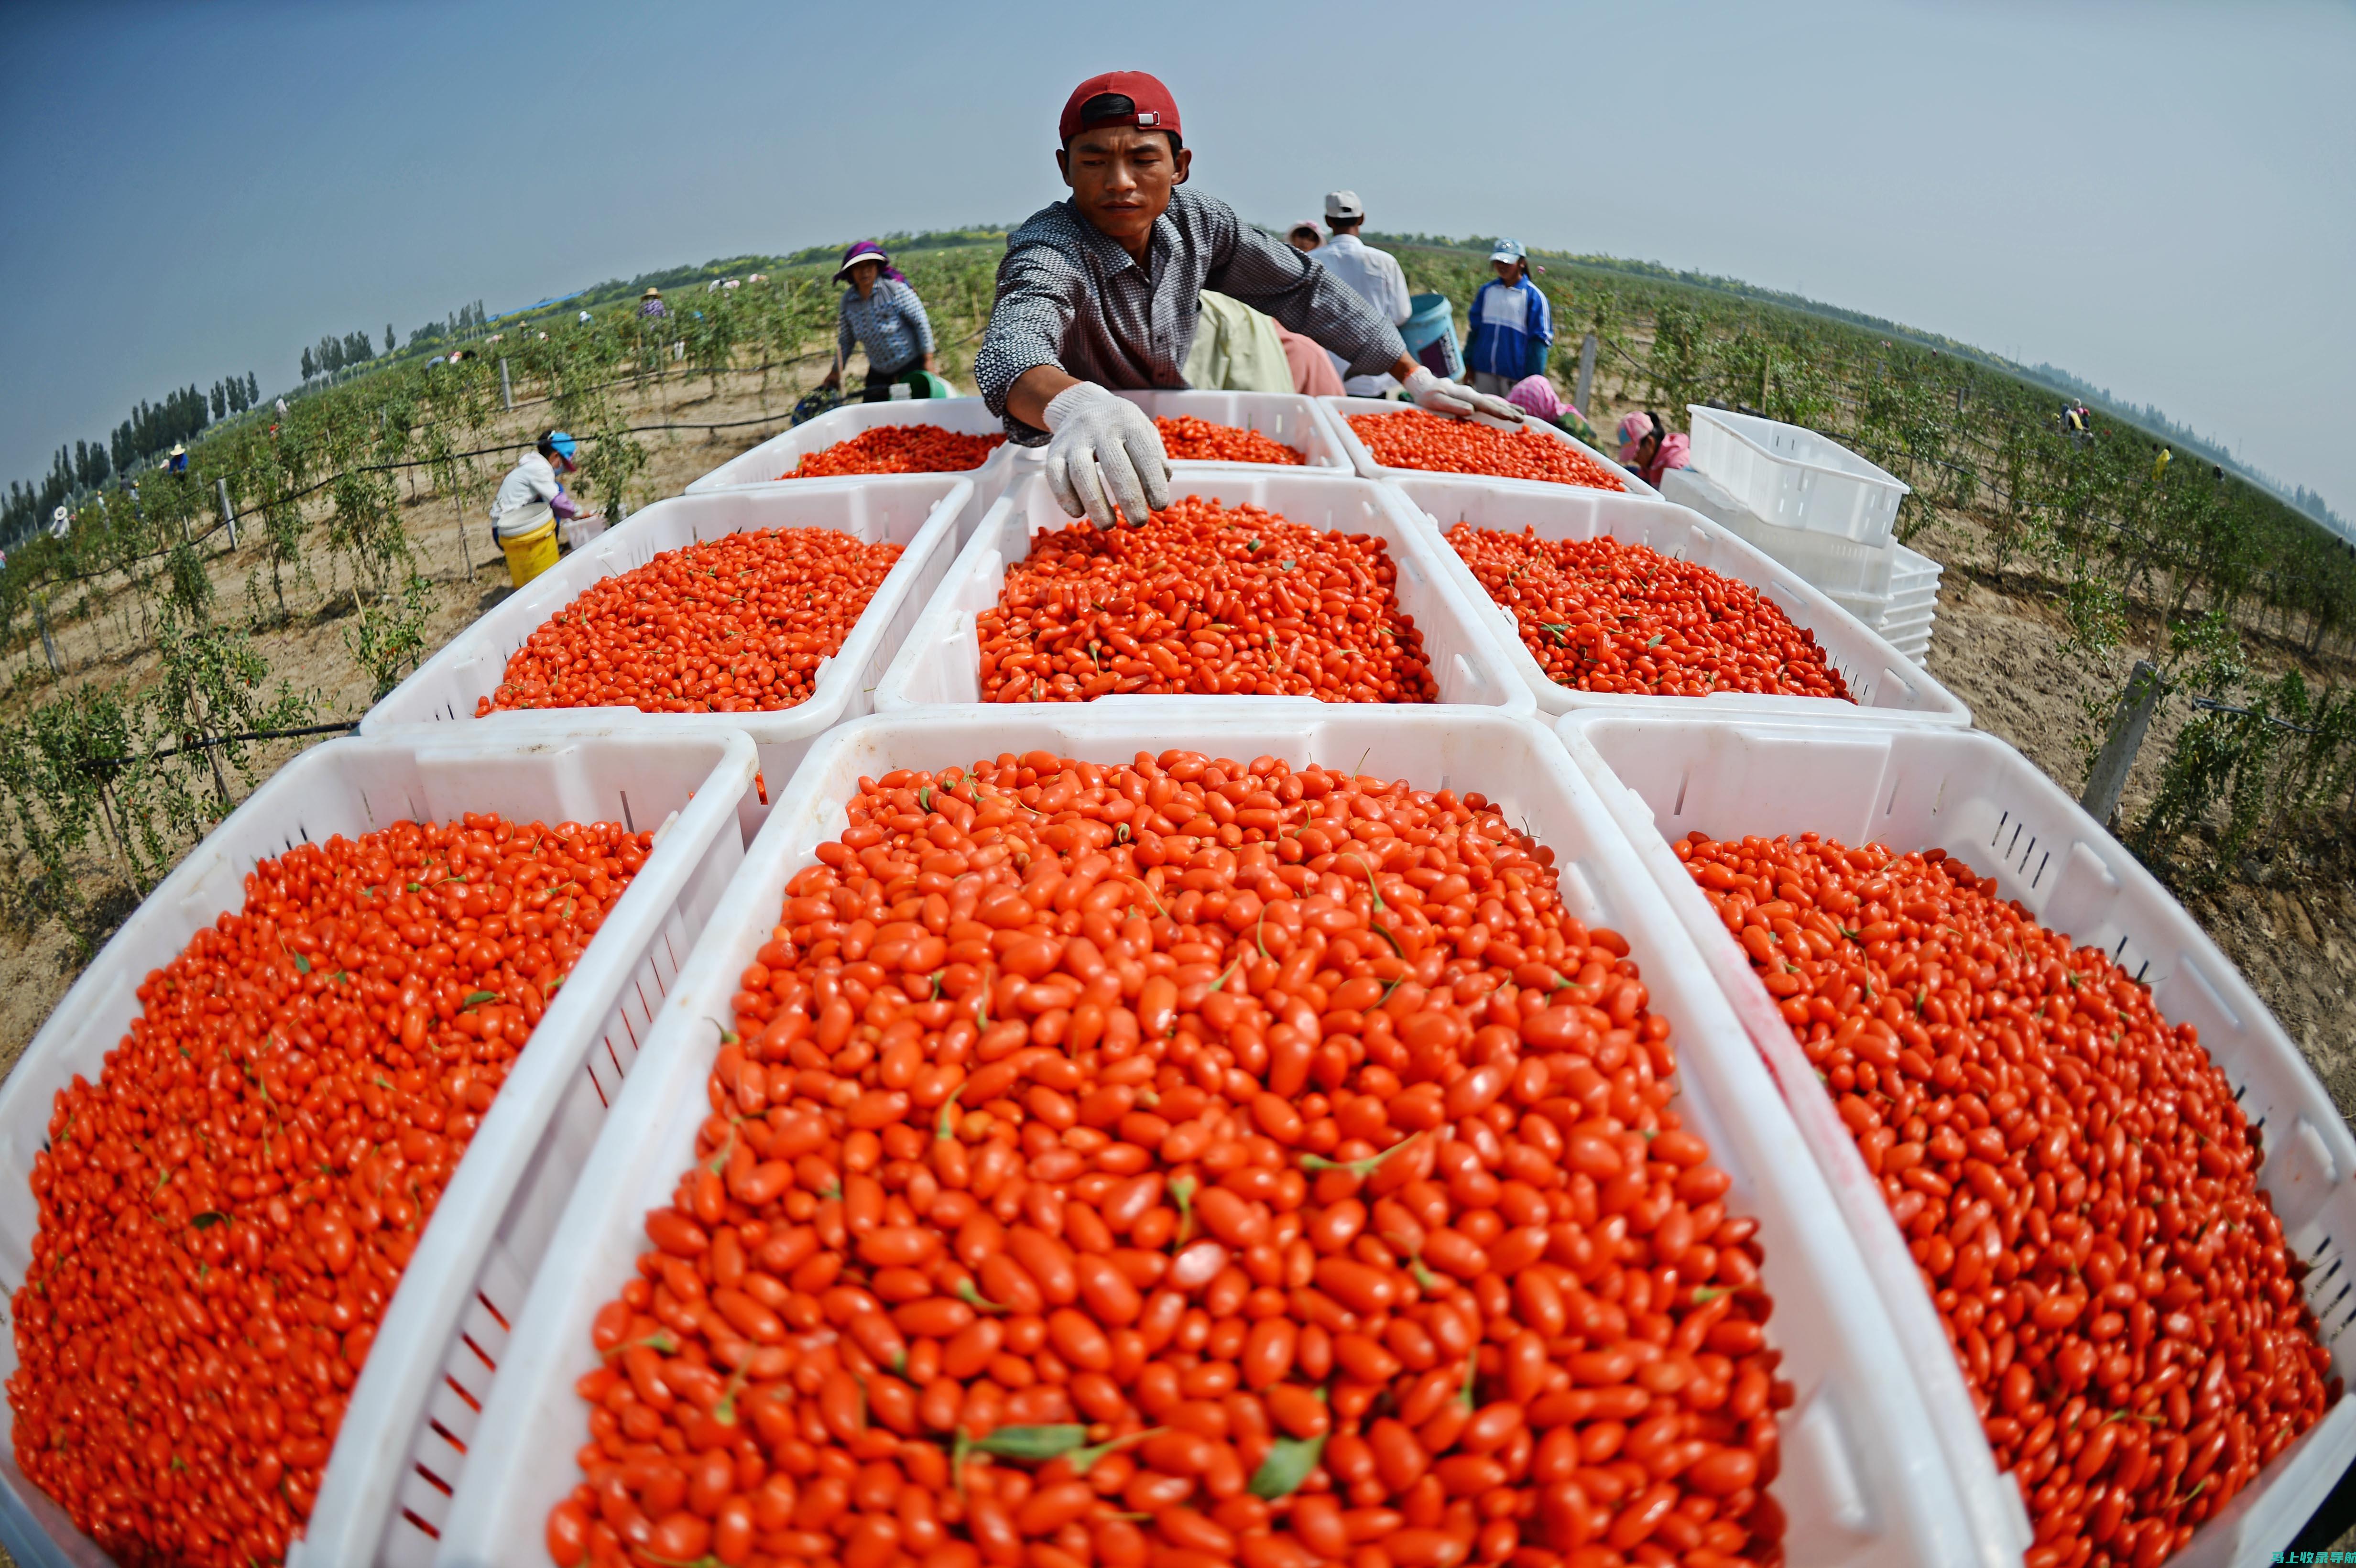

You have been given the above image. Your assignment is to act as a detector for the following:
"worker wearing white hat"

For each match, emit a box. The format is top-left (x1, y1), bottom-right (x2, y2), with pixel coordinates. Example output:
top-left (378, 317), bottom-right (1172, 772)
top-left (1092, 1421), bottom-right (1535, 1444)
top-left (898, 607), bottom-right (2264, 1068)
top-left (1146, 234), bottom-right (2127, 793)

top-left (1312, 191), bottom-right (1413, 398)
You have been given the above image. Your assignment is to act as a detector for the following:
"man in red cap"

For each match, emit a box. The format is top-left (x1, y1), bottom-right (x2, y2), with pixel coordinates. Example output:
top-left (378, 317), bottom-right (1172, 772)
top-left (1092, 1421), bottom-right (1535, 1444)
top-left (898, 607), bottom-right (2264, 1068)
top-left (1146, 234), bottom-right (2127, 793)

top-left (976, 70), bottom-right (1522, 528)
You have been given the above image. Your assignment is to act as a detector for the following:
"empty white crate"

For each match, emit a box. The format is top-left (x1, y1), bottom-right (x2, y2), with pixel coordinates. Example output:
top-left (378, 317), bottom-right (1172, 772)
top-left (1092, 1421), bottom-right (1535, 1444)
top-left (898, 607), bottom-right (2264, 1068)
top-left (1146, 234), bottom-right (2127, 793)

top-left (873, 468), bottom-right (1530, 712)
top-left (363, 477), bottom-right (970, 829)
top-left (1323, 394), bottom-right (1657, 497)
top-left (1687, 407), bottom-right (1909, 543)
top-left (434, 705), bottom-right (1982, 1568)
top-left (1661, 465), bottom-right (1941, 666)
top-left (684, 396), bottom-right (1011, 537)
top-left (1662, 465), bottom-right (1940, 610)
top-left (0, 729), bottom-right (759, 1568)
top-left (1558, 712), bottom-right (2356, 1568)
top-left (1663, 466), bottom-right (1896, 597)
top-left (1390, 473), bottom-right (1968, 724)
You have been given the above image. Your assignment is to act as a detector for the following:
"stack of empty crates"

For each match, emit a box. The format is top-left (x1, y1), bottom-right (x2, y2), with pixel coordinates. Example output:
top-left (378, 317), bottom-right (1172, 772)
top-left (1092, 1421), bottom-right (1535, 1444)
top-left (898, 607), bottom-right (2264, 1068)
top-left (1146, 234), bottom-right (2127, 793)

top-left (1660, 407), bottom-right (1938, 663)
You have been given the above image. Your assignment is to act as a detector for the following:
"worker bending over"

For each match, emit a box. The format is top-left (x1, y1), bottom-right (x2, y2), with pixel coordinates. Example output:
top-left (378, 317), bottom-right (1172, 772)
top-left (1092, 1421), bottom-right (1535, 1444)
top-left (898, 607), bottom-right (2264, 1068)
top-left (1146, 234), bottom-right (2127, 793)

top-left (491, 431), bottom-right (589, 537)
top-left (976, 71), bottom-right (1520, 528)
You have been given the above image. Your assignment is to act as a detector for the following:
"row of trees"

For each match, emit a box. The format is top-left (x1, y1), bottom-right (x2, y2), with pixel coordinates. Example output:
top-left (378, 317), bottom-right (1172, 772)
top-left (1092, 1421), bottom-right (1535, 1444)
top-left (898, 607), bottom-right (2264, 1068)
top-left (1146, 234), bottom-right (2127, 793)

top-left (301, 329), bottom-right (384, 381)
top-left (209, 372), bottom-right (262, 422)
top-left (406, 300), bottom-right (490, 348)
top-left (112, 383), bottom-right (234, 473)
top-left (1, 376), bottom-right (269, 552)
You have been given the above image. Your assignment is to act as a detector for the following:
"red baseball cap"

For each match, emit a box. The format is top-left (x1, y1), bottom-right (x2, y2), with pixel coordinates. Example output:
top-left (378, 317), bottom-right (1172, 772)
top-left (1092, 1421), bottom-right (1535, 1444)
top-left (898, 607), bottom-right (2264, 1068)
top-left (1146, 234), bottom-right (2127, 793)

top-left (1058, 71), bottom-right (1181, 144)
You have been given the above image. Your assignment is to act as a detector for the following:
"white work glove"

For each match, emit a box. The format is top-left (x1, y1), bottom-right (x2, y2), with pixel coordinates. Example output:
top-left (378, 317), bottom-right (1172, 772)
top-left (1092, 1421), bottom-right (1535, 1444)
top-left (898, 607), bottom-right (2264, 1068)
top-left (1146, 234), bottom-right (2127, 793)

top-left (1403, 365), bottom-right (1525, 423)
top-left (1043, 382), bottom-right (1171, 530)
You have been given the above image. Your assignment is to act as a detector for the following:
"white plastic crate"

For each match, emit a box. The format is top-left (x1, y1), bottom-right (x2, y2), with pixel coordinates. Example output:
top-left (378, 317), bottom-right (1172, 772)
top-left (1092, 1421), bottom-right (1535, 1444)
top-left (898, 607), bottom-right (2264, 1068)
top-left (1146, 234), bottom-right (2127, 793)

top-left (1389, 472), bottom-right (1969, 725)
top-left (1891, 544), bottom-right (1941, 595)
top-left (1687, 407), bottom-right (1909, 544)
top-left (1823, 591), bottom-right (1937, 640)
top-left (0, 729), bottom-right (760, 1568)
top-left (433, 705), bottom-right (1982, 1568)
top-left (1878, 603), bottom-right (1937, 638)
top-left (872, 468), bottom-right (1531, 712)
top-left (1557, 712), bottom-right (2356, 1568)
top-left (1663, 466), bottom-right (1901, 598)
top-left (363, 477), bottom-right (970, 830)
top-left (684, 396), bottom-right (1011, 537)
top-left (1323, 394), bottom-right (1658, 498)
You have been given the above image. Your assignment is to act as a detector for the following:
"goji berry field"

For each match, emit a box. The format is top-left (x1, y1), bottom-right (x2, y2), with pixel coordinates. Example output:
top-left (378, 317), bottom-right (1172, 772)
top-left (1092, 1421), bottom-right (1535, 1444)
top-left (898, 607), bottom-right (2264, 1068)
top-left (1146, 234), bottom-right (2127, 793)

top-left (1, 225), bottom-right (2349, 1568)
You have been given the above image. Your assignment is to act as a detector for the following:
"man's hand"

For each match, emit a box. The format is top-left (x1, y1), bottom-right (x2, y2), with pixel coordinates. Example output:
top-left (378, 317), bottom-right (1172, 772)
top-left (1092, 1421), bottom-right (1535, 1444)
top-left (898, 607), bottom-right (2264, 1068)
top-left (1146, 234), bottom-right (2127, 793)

top-left (1402, 365), bottom-right (1524, 423)
top-left (1043, 383), bottom-right (1170, 530)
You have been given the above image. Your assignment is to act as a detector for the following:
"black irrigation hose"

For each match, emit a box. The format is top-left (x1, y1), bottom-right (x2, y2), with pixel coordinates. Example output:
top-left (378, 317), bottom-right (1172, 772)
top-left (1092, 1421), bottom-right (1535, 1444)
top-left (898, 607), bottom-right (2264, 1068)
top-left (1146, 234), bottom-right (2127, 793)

top-left (2188, 697), bottom-right (2322, 735)
top-left (74, 719), bottom-right (362, 775)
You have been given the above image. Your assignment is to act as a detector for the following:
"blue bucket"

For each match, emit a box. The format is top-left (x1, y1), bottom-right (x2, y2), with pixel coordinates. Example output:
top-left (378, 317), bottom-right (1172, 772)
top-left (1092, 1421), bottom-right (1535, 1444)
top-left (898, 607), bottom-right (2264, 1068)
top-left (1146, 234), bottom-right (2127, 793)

top-left (1400, 293), bottom-right (1463, 380)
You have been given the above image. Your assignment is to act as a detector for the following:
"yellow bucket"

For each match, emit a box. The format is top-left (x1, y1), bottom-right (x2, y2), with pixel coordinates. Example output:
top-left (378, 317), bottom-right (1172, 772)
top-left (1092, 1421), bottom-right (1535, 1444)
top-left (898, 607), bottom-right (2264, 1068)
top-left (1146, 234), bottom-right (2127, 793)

top-left (499, 514), bottom-right (560, 587)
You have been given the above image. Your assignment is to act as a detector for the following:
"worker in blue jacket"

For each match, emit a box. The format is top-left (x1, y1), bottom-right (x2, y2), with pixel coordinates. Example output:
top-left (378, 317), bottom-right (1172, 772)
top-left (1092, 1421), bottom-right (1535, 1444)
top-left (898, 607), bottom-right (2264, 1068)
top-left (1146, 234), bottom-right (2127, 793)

top-left (1465, 239), bottom-right (1553, 396)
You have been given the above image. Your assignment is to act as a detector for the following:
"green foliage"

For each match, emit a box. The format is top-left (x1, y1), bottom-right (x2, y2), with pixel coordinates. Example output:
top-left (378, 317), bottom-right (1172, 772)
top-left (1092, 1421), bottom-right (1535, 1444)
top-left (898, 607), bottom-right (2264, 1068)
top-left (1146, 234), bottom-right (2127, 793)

top-left (2132, 673), bottom-right (2355, 887)
top-left (344, 571), bottom-right (436, 699)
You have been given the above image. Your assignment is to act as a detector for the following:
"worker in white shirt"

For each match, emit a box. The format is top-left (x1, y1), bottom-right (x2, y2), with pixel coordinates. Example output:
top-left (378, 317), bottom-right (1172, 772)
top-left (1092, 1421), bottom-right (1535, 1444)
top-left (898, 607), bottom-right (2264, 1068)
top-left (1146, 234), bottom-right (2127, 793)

top-left (491, 431), bottom-right (589, 537)
top-left (1312, 192), bottom-right (1413, 397)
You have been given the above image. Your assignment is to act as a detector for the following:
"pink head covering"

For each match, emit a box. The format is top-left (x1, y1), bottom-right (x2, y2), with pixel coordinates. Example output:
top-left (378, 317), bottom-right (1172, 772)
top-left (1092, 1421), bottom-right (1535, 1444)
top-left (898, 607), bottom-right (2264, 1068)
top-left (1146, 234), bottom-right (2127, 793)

top-left (1507, 375), bottom-right (1566, 421)
top-left (1617, 412), bottom-right (1658, 464)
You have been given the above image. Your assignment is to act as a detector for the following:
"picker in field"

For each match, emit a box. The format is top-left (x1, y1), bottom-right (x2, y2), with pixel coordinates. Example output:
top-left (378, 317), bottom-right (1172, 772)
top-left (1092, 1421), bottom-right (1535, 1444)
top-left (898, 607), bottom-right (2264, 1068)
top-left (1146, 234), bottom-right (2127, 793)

top-left (490, 428), bottom-right (589, 548)
top-left (1618, 409), bottom-right (1693, 489)
top-left (1315, 188), bottom-right (1415, 397)
top-left (977, 69), bottom-right (1522, 529)
top-left (1465, 238), bottom-right (1554, 395)
top-left (818, 240), bottom-right (941, 403)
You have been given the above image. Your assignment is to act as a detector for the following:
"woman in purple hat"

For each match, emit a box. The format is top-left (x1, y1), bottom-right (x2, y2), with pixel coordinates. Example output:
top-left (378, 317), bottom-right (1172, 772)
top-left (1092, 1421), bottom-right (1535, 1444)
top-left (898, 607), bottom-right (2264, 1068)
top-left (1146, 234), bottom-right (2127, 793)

top-left (819, 241), bottom-right (941, 401)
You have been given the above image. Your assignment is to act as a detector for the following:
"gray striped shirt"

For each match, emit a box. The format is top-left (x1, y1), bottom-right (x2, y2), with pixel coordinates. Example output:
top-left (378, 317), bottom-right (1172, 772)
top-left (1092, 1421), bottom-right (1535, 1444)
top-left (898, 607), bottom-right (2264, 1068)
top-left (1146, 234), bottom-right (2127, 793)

top-left (837, 277), bottom-right (934, 379)
top-left (975, 188), bottom-right (1407, 444)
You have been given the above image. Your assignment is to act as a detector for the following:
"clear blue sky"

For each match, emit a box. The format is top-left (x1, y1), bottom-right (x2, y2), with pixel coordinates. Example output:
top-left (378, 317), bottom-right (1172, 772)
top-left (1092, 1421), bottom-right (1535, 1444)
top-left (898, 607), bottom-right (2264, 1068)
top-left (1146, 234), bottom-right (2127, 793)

top-left (3, 0), bottom-right (2350, 516)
